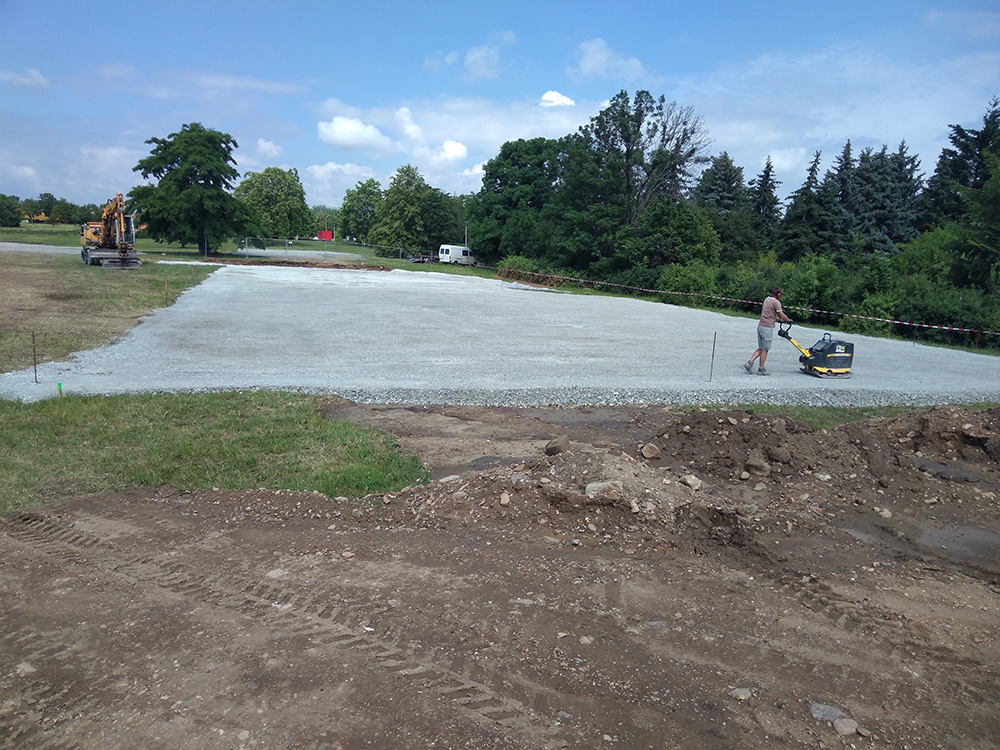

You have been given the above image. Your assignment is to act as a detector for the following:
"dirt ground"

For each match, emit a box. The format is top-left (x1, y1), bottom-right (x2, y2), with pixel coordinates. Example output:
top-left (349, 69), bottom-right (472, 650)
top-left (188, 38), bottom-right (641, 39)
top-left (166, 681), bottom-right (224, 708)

top-left (2, 401), bottom-right (999, 749)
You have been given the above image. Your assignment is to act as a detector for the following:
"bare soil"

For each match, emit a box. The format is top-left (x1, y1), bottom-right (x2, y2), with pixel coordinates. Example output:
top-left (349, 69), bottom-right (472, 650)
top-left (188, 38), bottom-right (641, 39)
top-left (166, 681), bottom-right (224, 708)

top-left (2, 402), bottom-right (999, 749)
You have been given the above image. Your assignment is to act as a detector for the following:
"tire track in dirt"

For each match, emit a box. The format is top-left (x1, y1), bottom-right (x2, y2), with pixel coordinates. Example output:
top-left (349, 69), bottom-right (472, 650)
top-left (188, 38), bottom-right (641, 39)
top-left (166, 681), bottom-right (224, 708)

top-left (674, 502), bottom-right (1000, 709)
top-left (0, 511), bottom-right (565, 749)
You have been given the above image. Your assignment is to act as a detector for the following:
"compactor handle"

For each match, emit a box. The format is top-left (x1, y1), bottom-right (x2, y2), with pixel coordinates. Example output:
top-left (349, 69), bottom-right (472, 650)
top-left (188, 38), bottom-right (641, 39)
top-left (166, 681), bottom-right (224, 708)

top-left (778, 322), bottom-right (792, 340)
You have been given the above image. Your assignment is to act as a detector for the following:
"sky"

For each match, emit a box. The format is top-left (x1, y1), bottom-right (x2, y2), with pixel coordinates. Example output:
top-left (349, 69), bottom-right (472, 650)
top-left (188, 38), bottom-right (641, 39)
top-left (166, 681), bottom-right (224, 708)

top-left (1, 0), bottom-right (998, 210)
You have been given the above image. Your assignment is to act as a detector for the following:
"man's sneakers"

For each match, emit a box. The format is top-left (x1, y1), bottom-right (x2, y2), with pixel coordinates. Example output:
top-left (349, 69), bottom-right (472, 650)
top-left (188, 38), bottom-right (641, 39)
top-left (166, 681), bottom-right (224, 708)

top-left (743, 361), bottom-right (754, 374)
top-left (757, 368), bottom-right (770, 376)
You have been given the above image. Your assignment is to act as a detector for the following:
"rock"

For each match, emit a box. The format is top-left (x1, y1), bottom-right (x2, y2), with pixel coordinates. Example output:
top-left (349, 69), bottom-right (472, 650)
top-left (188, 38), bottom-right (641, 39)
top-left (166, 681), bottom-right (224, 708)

top-left (879, 508), bottom-right (893, 519)
top-left (729, 687), bottom-right (752, 700)
top-left (833, 717), bottom-right (859, 736)
top-left (586, 480), bottom-right (623, 497)
top-left (579, 635), bottom-right (594, 645)
top-left (439, 474), bottom-right (461, 483)
top-left (545, 435), bottom-right (570, 455)
top-left (644, 501), bottom-right (657, 514)
top-left (680, 474), bottom-right (703, 491)
top-left (772, 418), bottom-right (787, 436)
top-left (809, 703), bottom-right (847, 722)
top-left (727, 417), bottom-right (739, 426)
top-left (265, 568), bottom-right (289, 580)
top-left (15, 662), bottom-right (36, 675)
top-left (500, 492), bottom-right (511, 506)
top-left (341, 550), bottom-right (355, 559)
top-left (745, 453), bottom-right (771, 477)
top-left (641, 443), bottom-right (661, 459)
top-left (816, 473), bottom-right (832, 482)
top-left (630, 499), bottom-right (641, 514)
top-left (766, 445), bottom-right (791, 464)
top-left (753, 482), bottom-right (766, 491)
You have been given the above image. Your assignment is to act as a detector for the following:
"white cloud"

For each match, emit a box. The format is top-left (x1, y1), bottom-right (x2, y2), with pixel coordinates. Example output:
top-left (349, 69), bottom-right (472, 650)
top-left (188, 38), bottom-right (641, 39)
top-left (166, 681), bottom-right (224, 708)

top-left (540, 90), bottom-right (575, 107)
top-left (423, 50), bottom-right (460, 71)
top-left (421, 140), bottom-right (468, 163)
top-left (303, 161), bottom-right (379, 206)
top-left (571, 39), bottom-right (647, 81)
top-left (256, 138), bottom-right (283, 158)
top-left (463, 31), bottom-right (516, 80)
top-left (395, 107), bottom-right (424, 142)
top-left (1, 68), bottom-right (49, 88)
top-left (317, 116), bottom-right (398, 155)
top-left (673, 42), bottom-right (1000, 198)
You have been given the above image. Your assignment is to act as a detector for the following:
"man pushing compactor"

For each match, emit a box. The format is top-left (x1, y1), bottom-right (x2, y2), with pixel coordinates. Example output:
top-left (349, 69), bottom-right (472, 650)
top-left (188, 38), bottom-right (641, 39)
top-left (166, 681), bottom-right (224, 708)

top-left (745, 287), bottom-right (792, 376)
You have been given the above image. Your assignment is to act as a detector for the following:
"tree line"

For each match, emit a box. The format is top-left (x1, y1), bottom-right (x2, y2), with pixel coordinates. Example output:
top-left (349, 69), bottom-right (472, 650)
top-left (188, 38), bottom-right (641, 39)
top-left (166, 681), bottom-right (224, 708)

top-left (0, 192), bottom-right (106, 227)
top-left (4, 93), bottom-right (996, 347)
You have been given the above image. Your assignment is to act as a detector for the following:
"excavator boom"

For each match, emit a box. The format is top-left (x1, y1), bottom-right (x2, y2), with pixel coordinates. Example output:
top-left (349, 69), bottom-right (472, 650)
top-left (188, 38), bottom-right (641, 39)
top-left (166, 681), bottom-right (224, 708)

top-left (80, 193), bottom-right (140, 267)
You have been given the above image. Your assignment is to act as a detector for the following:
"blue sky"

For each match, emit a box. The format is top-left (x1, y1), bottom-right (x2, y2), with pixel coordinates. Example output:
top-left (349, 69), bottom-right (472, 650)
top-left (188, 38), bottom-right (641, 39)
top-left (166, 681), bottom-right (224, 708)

top-left (1, 0), bottom-right (997, 209)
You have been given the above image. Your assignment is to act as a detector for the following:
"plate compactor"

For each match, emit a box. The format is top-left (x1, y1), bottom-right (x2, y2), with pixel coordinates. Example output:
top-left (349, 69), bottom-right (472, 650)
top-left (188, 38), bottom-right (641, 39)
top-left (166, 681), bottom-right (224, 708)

top-left (777, 323), bottom-right (854, 378)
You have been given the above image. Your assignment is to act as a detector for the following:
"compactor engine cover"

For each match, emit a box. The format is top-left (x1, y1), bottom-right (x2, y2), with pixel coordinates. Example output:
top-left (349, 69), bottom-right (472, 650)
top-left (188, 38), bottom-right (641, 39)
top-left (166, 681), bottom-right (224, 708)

top-left (801, 334), bottom-right (853, 377)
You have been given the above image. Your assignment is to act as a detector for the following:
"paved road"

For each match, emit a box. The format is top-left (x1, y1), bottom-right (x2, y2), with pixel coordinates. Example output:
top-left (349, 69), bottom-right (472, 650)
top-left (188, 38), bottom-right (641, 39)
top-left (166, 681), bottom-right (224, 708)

top-left (1, 261), bottom-right (997, 405)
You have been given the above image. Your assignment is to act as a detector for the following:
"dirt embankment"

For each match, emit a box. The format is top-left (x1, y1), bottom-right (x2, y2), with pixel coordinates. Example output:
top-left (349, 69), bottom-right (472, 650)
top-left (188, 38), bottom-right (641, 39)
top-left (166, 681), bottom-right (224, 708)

top-left (2, 403), bottom-right (998, 749)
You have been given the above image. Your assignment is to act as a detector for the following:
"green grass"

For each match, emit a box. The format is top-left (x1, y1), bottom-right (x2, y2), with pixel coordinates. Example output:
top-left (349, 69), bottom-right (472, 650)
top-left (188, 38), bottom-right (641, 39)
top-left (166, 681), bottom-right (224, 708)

top-left (738, 402), bottom-right (997, 429)
top-left (0, 392), bottom-right (428, 515)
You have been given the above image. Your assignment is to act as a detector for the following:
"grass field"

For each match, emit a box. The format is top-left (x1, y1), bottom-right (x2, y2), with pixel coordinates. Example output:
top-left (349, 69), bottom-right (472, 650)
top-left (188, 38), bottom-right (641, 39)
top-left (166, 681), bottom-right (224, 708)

top-left (0, 391), bottom-right (428, 515)
top-left (0, 242), bottom-right (430, 514)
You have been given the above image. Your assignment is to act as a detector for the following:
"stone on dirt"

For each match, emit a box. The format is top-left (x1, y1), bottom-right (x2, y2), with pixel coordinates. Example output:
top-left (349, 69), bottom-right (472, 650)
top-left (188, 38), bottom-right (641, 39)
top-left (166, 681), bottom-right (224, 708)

top-left (680, 474), bottom-right (703, 490)
top-left (641, 443), bottom-right (661, 459)
top-left (745, 453), bottom-right (772, 477)
top-left (545, 435), bottom-right (570, 455)
top-left (586, 480), bottom-right (623, 497)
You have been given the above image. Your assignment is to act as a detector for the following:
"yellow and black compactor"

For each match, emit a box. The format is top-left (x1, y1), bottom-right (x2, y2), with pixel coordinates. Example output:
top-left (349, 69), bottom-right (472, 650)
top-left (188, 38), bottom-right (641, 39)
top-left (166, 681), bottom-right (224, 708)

top-left (777, 323), bottom-right (854, 378)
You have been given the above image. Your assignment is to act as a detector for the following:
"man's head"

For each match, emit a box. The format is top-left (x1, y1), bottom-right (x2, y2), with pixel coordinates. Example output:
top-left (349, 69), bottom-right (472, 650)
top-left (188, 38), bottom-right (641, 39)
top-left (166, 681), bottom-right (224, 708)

top-left (771, 286), bottom-right (783, 299)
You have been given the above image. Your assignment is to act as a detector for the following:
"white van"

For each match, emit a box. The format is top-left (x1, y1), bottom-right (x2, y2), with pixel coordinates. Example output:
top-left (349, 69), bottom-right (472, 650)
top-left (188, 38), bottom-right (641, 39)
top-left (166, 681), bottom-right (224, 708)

top-left (438, 244), bottom-right (476, 265)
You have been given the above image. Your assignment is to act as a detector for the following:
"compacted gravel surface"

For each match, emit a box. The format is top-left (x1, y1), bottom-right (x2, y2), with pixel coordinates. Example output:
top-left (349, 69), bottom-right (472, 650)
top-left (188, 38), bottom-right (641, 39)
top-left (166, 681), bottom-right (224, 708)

top-left (0, 261), bottom-right (996, 406)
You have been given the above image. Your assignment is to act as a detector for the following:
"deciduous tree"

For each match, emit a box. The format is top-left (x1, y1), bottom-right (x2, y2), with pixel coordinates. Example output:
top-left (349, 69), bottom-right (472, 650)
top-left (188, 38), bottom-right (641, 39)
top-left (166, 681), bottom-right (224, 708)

top-left (337, 179), bottom-right (383, 244)
top-left (129, 122), bottom-right (251, 255)
top-left (0, 194), bottom-right (22, 227)
top-left (580, 90), bottom-right (711, 226)
top-left (234, 167), bottom-right (313, 239)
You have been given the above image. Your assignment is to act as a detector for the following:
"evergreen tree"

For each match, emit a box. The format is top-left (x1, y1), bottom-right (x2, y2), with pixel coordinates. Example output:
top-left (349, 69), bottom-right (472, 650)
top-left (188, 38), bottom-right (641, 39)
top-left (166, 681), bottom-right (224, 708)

top-left (831, 141), bottom-right (858, 218)
top-left (692, 152), bottom-right (748, 214)
top-left (777, 152), bottom-right (824, 262)
top-left (887, 141), bottom-right (923, 243)
top-left (693, 153), bottom-right (760, 263)
top-left (748, 157), bottom-right (782, 240)
top-left (920, 97), bottom-right (1000, 229)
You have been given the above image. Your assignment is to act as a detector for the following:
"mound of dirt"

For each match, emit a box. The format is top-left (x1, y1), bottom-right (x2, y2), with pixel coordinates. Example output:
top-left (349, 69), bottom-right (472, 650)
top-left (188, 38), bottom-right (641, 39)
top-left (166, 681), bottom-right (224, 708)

top-left (2, 403), bottom-right (998, 749)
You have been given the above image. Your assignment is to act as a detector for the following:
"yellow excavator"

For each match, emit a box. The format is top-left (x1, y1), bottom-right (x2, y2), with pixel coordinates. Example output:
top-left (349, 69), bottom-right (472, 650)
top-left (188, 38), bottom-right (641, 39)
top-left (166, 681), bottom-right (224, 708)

top-left (80, 193), bottom-right (140, 267)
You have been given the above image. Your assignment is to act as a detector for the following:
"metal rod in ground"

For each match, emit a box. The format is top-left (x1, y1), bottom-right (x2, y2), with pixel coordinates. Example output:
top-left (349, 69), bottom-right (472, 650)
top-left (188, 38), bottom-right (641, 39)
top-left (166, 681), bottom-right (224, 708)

top-left (710, 331), bottom-right (717, 381)
top-left (32, 331), bottom-right (38, 384)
